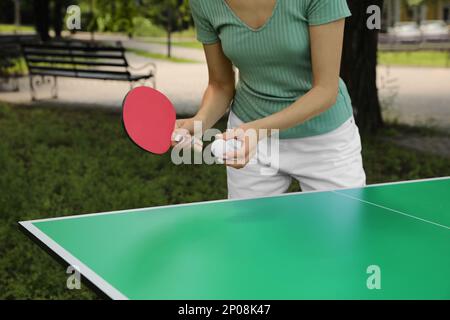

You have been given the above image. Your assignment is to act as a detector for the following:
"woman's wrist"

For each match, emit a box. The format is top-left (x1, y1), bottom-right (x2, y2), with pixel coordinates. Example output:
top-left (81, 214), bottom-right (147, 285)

top-left (194, 109), bottom-right (228, 133)
top-left (192, 113), bottom-right (212, 133)
top-left (240, 119), bottom-right (275, 140)
top-left (239, 120), bottom-right (264, 141)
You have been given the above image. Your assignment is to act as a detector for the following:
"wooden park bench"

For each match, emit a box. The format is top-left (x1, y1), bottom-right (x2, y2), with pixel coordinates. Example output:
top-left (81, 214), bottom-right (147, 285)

top-left (0, 34), bottom-right (37, 91)
top-left (0, 43), bottom-right (20, 91)
top-left (22, 40), bottom-right (156, 100)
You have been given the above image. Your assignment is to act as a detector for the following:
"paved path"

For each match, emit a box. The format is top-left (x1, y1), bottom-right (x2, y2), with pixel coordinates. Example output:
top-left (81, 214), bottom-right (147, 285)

top-left (377, 65), bottom-right (450, 131)
top-left (0, 52), bottom-right (207, 116)
top-left (0, 34), bottom-right (449, 131)
top-left (128, 38), bottom-right (206, 63)
top-left (73, 33), bottom-right (206, 62)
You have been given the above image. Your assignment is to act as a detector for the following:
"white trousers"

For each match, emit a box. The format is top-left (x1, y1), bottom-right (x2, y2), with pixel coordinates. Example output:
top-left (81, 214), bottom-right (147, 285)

top-left (226, 111), bottom-right (367, 199)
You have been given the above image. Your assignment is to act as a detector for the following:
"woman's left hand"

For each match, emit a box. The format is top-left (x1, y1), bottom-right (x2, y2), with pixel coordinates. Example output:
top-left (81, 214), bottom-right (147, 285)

top-left (217, 124), bottom-right (263, 169)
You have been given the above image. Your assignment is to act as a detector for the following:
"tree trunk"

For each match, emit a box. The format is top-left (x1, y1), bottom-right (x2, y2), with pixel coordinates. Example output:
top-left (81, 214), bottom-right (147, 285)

top-left (14, 0), bottom-right (21, 29)
top-left (90, 0), bottom-right (95, 41)
top-left (341, 0), bottom-right (384, 134)
top-left (167, 8), bottom-right (173, 58)
top-left (53, 0), bottom-right (63, 38)
top-left (167, 29), bottom-right (172, 58)
top-left (34, 0), bottom-right (50, 41)
top-left (111, 1), bottom-right (116, 18)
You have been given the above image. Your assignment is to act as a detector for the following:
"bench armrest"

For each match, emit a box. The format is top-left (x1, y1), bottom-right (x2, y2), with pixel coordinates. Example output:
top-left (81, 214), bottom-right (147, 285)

top-left (127, 62), bottom-right (157, 75)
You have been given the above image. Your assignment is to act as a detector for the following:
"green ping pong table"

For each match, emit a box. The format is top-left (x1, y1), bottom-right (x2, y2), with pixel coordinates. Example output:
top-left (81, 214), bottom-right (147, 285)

top-left (20, 177), bottom-right (450, 300)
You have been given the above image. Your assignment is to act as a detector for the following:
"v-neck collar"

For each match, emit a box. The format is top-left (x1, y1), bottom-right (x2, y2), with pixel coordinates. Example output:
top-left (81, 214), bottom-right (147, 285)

top-left (222, 0), bottom-right (280, 32)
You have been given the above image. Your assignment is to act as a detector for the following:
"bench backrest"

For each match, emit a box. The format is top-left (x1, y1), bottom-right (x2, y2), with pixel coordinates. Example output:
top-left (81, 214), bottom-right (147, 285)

top-left (1, 35), bottom-right (37, 67)
top-left (22, 40), bottom-right (131, 79)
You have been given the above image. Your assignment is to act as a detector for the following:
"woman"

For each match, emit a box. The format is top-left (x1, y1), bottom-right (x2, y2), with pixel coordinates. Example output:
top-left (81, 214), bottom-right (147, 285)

top-left (174, 0), bottom-right (366, 199)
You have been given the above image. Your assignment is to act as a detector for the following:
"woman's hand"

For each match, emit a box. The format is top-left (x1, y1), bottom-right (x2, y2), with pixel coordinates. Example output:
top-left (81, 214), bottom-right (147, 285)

top-left (171, 118), bottom-right (203, 152)
top-left (172, 118), bottom-right (193, 147)
top-left (217, 124), bottom-right (264, 169)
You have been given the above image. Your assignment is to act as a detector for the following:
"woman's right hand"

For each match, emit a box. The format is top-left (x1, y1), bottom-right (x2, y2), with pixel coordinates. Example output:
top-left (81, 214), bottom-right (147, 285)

top-left (172, 118), bottom-right (194, 147)
top-left (171, 118), bottom-right (203, 152)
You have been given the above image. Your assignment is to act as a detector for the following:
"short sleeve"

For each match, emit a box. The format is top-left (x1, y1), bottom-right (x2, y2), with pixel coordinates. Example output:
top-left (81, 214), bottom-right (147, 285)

top-left (189, 0), bottom-right (219, 44)
top-left (307, 0), bottom-right (352, 26)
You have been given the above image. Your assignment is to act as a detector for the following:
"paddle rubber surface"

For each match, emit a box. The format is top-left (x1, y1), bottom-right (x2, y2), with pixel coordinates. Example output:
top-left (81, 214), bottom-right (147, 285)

top-left (122, 87), bottom-right (176, 155)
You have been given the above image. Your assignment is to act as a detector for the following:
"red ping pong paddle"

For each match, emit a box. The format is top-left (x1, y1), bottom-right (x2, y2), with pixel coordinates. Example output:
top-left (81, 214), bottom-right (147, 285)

top-left (122, 86), bottom-right (176, 155)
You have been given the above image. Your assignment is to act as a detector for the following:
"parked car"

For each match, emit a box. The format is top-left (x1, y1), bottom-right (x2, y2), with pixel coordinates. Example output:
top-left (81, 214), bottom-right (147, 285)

top-left (420, 20), bottom-right (449, 42)
top-left (390, 22), bottom-right (422, 43)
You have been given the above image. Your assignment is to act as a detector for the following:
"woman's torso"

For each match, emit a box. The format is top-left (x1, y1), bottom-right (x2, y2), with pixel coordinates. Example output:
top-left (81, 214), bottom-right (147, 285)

top-left (192, 0), bottom-right (354, 138)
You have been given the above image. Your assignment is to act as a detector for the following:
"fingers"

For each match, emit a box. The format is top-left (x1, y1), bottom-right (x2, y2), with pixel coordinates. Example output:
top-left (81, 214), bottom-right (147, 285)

top-left (171, 129), bottom-right (204, 152)
top-left (224, 141), bottom-right (246, 160)
top-left (172, 118), bottom-right (195, 147)
top-left (171, 128), bottom-right (190, 147)
top-left (192, 137), bottom-right (204, 153)
top-left (224, 151), bottom-right (249, 168)
top-left (225, 159), bottom-right (248, 169)
top-left (174, 119), bottom-right (184, 131)
top-left (177, 118), bottom-right (197, 133)
top-left (224, 141), bottom-right (249, 169)
top-left (222, 131), bottom-right (260, 169)
top-left (216, 127), bottom-right (245, 141)
top-left (213, 128), bottom-right (252, 169)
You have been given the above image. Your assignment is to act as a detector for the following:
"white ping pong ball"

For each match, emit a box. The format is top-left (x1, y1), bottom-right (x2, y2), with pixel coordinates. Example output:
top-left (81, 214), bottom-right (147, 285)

top-left (211, 139), bottom-right (242, 159)
top-left (211, 139), bottom-right (227, 158)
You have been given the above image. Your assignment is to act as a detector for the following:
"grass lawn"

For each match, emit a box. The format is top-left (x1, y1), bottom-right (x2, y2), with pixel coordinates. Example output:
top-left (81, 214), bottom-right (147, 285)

top-left (127, 48), bottom-right (198, 63)
top-left (0, 24), bottom-right (34, 33)
top-left (137, 40), bottom-right (450, 68)
top-left (378, 50), bottom-right (450, 68)
top-left (144, 39), bottom-right (203, 50)
top-left (0, 102), bottom-right (449, 299)
top-left (139, 44), bottom-right (450, 68)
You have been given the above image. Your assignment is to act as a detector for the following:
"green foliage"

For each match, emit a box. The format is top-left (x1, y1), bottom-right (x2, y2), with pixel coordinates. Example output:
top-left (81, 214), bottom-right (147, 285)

top-left (0, 0), bottom-right (35, 26)
top-left (0, 102), bottom-right (448, 299)
top-left (378, 51), bottom-right (450, 68)
top-left (0, 24), bottom-right (34, 32)
top-left (78, 0), bottom-right (136, 34)
top-left (406, 0), bottom-right (426, 6)
top-left (132, 17), bottom-right (165, 37)
top-left (145, 0), bottom-right (192, 32)
top-left (362, 130), bottom-right (450, 183)
top-left (0, 57), bottom-right (27, 76)
top-left (76, 0), bottom-right (193, 36)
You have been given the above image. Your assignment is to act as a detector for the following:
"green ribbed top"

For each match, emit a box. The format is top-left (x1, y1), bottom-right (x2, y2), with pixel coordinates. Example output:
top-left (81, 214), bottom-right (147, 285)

top-left (190, 0), bottom-right (354, 139)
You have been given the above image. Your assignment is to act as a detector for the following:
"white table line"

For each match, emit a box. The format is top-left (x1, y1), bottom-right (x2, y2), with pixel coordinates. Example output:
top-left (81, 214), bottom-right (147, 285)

top-left (333, 191), bottom-right (450, 231)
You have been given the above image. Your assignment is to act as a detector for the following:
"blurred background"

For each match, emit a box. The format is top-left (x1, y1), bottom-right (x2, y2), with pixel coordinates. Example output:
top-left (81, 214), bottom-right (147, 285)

top-left (0, 0), bottom-right (449, 299)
